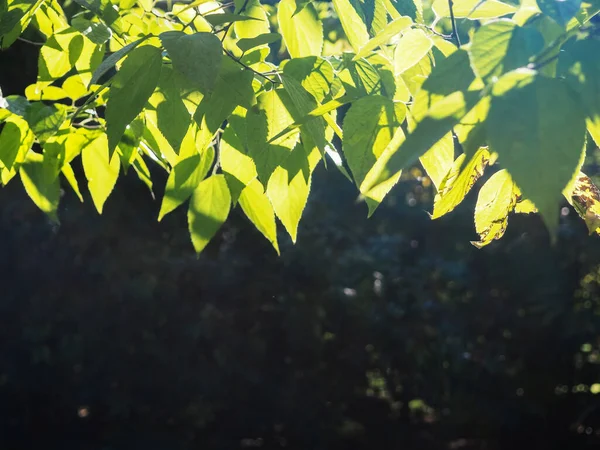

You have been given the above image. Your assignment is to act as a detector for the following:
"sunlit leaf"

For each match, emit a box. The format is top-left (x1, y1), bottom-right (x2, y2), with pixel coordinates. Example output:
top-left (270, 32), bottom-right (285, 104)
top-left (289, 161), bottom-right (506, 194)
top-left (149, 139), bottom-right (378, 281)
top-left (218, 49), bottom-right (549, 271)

top-left (278, 0), bottom-right (323, 58)
top-left (81, 133), bottom-right (120, 213)
top-left (239, 178), bottom-right (279, 254)
top-left (187, 174), bottom-right (231, 254)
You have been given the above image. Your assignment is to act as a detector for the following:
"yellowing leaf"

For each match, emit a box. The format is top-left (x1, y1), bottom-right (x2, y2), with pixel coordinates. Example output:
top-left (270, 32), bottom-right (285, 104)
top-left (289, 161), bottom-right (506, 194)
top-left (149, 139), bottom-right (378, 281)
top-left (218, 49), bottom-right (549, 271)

top-left (569, 172), bottom-right (600, 234)
top-left (278, 0), bottom-right (323, 58)
top-left (432, 147), bottom-right (491, 219)
top-left (81, 134), bottom-right (120, 213)
top-left (472, 169), bottom-right (517, 248)
top-left (187, 174), bottom-right (231, 254)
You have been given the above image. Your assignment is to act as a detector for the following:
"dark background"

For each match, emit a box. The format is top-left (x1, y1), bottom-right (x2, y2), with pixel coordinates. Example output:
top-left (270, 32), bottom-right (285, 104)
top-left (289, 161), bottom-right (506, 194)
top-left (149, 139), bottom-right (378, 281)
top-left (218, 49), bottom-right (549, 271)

top-left (3, 25), bottom-right (600, 450)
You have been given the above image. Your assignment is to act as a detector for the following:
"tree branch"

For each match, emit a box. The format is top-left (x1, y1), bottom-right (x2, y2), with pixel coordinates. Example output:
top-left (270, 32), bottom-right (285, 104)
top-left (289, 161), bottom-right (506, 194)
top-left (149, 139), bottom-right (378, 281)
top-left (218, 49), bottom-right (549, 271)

top-left (448, 0), bottom-right (461, 48)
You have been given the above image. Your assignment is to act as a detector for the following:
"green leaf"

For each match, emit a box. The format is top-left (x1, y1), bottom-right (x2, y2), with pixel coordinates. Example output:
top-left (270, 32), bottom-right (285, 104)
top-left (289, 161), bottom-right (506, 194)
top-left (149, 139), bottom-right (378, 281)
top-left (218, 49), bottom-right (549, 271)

top-left (278, 0), bottom-right (323, 58)
top-left (342, 95), bottom-right (403, 187)
top-left (160, 31), bottom-right (222, 94)
top-left (236, 32), bottom-right (281, 53)
top-left (432, 147), bottom-right (491, 218)
top-left (353, 17), bottom-right (412, 61)
top-left (471, 169), bottom-right (517, 248)
top-left (419, 133), bottom-right (454, 190)
top-left (0, 114), bottom-right (34, 170)
top-left (247, 89), bottom-right (299, 183)
top-left (61, 162), bottom-right (83, 202)
top-left (487, 74), bottom-right (586, 232)
top-left (204, 12), bottom-right (261, 26)
top-left (537, 0), bottom-right (582, 25)
top-left (239, 178), bottom-right (279, 254)
top-left (159, 147), bottom-right (215, 221)
top-left (234, 0), bottom-right (270, 41)
top-left (81, 133), bottom-right (120, 213)
top-left (90, 37), bottom-right (146, 86)
top-left (394, 28), bottom-right (433, 75)
top-left (432, 0), bottom-right (516, 19)
top-left (283, 57), bottom-right (335, 102)
top-left (281, 75), bottom-right (329, 155)
top-left (105, 45), bottom-right (162, 155)
top-left (187, 174), bottom-right (231, 254)
top-left (468, 20), bottom-right (544, 81)
top-left (19, 151), bottom-right (60, 221)
top-left (332, 0), bottom-right (370, 52)
top-left (557, 39), bottom-right (600, 147)
top-left (387, 0), bottom-right (423, 22)
top-left (266, 142), bottom-right (312, 242)
top-left (152, 66), bottom-right (192, 152)
top-left (25, 102), bottom-right (67, 143)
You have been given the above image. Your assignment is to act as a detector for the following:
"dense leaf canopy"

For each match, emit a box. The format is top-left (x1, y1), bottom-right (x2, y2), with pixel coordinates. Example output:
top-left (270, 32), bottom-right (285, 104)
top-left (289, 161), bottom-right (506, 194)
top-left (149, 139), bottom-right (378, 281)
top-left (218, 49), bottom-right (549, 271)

top-left (1, 0), bottom-right (600, 252)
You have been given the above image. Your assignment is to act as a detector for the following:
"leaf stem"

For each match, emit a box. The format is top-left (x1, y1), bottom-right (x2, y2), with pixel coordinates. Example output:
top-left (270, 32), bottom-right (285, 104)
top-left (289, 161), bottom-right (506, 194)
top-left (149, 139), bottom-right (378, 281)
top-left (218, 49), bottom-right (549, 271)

top-left (447, 0), bottom-right (461, 48)
top-left (223, 49), bottom-right (278, 84)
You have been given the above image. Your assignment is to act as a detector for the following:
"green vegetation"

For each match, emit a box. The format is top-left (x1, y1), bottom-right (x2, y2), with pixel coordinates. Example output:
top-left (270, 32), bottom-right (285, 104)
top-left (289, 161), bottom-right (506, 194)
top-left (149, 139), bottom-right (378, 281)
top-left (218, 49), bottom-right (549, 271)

top-left (1, 0), bottom-right (600, 253)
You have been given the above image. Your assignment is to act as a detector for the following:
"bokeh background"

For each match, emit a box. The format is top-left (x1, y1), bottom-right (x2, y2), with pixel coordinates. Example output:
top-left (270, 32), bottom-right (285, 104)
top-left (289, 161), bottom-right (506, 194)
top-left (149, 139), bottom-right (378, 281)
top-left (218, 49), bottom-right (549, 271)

top-left (3, 4), bottom-right (600, 449)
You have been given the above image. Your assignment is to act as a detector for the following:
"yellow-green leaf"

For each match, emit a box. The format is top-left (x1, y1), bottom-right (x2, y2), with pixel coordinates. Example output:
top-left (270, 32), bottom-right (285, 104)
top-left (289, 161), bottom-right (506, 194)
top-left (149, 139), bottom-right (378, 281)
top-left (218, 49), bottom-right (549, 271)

top-left (278, 0), bottom-right (323, 58)
top-left (187, 174), bottom-right (231, 254)
top-left (239, 178), bottom-right (279, 253)
top-left (394, 28), bottom-right (432, 75)
top-left (332, 0), bottom-right (370, 52)
top-left (81, 133), bottom-right (120, 213)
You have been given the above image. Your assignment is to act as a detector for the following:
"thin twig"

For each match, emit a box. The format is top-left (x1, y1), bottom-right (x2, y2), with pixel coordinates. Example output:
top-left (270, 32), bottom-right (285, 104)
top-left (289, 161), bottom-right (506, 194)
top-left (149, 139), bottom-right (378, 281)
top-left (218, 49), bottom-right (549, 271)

top-left (18, 37), bottom-right (44, 46)
top-left (447, 0), bottom-right (461, 48)
top-left (530, 53), bottom-right (559, 70)
top-left (223, 49), bottom-right (278, 84)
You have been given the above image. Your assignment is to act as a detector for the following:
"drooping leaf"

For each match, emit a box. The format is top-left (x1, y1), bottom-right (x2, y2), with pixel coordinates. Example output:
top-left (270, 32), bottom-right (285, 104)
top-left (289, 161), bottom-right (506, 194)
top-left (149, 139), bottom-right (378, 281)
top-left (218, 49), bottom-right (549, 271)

top-left (419, 133), bottom-right (454, 190)
top-left (105, 45), bottom-right (162, 155)
top-left (569, 172), bottom-right (600, 234)
top-left (19, 151), bottom-right (60, 221)
top-left (159, 147), bottom-right (215, 221)
top-left (472, 169), bottom-right (517, 248)
top-left (81, 133), bottom-right (120, 213)
top-left (332, 0), bottom-right (370, 52)
top-left (557, 39), bottom-right (600, 146)
top-left (537, 0), bottom-right (582, 25)
top-left (151, 66), bottom-right (192, 152)
top-left (278, 0), bottom-right (323, 58)
top-left (432, 0), bottom-right (516, 19)
top-left (468, 20), bottom-right (544, 81)
top-left (432, 147), bottom-right (491, 218)
top-left (394, 28), bottom-right (433, 75)
top-left (187, 174), bottom-right (231, 254)
top-left (239, 178), bottom-right (279, 253)
top-left (486, 74), bottom-right (586, 232)
top-left (0, 114), bottom-right (34, 170)
top-left (266, 142), bottom-right (312, 242)
top-left (342, 95), bottom-right (402, 187)
top-left (160, 31), bottom-right (222, 94)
